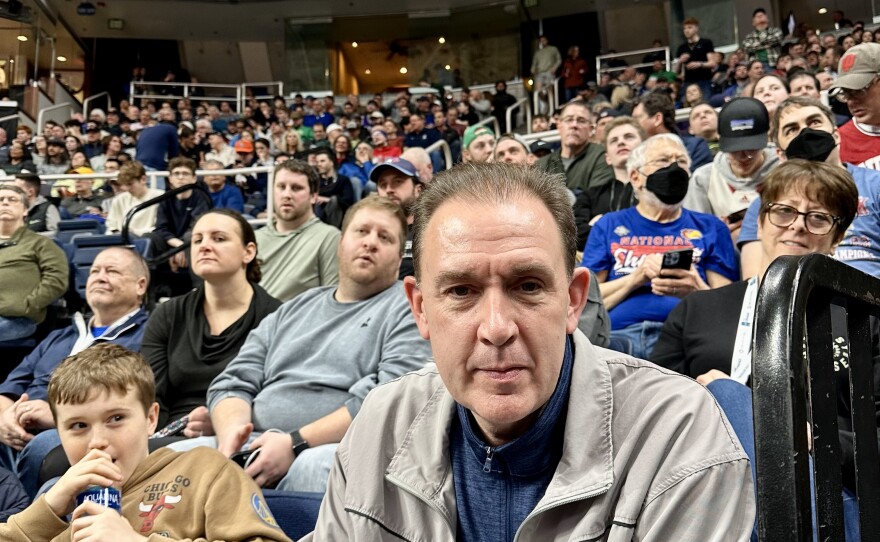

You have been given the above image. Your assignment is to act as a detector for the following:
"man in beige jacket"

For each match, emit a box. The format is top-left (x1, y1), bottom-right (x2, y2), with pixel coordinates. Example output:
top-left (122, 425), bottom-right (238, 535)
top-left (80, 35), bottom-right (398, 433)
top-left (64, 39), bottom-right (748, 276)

top-left (305, 162), bottom-right (755, 541)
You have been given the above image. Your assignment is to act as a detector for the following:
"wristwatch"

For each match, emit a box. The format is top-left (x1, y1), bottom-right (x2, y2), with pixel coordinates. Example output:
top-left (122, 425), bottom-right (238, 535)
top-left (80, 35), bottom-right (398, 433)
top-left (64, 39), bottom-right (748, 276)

top-left (289, 429), bottom-right (310, 458)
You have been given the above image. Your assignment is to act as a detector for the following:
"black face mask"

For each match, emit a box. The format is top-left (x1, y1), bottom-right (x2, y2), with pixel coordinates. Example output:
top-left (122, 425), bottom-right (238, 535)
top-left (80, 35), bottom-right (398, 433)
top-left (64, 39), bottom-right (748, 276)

top-left (645, 163), bottom-right (690, 205)
top-left (785, 128), bottom-right (837, 162)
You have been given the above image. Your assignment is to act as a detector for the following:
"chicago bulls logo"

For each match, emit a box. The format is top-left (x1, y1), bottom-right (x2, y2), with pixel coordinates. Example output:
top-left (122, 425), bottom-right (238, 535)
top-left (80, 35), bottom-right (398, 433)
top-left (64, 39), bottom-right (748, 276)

top-left (138, 494), bottom-right (182, 533)
top-left (841, 54), bottom-right (857, 73)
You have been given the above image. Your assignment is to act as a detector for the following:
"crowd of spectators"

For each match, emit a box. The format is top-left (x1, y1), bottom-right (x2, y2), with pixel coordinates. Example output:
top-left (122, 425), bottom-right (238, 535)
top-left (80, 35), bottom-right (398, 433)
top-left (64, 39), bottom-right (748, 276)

top-left (0, 6), bottom-right (879, 540)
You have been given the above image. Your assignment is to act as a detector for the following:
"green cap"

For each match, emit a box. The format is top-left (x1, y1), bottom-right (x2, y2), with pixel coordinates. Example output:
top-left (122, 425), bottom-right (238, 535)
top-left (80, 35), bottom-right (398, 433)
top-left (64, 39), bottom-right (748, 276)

top-left (463, 125), bottom-right (495, 150)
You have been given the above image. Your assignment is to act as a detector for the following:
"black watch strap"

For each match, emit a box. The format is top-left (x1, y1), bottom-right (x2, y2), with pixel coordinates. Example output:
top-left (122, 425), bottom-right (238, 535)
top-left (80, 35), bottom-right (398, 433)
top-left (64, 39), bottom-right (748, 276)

top-left (290, 429), bottom-right (310, 457)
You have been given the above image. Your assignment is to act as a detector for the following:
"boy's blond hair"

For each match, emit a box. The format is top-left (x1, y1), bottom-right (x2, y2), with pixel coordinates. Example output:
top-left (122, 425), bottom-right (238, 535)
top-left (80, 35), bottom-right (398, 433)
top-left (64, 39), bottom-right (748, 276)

top-left (48, 343), bottom-right (155, 420)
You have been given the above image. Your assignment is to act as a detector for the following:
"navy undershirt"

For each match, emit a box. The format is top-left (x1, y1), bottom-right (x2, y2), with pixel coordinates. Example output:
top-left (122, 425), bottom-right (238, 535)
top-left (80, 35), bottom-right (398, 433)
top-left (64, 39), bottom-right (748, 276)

top-left (451, 336), bottom-right (574, 541)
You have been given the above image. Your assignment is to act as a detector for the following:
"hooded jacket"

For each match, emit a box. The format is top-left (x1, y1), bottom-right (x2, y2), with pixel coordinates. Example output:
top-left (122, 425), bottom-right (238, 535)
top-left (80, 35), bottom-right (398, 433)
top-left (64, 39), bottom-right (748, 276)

top-left (684, 148), bottom-right (779, 217)
top-left (0, 308), bottom-right (148, 401)
top-left (0, 447), bottom-right (291, 541)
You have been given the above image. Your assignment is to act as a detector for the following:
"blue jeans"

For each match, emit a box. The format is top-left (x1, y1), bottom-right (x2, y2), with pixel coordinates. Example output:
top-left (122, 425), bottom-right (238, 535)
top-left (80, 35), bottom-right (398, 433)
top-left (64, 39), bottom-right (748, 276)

top-left (0, 429), bottom-right (62, 499)
top-left (610, 320), bottom-right (664, 360)
top-left (167, 434), bottom-right (336, 493)
top-left (707, 379), bottom-right (861, 542)
top-left (0, 316), bottom-right (37, 342)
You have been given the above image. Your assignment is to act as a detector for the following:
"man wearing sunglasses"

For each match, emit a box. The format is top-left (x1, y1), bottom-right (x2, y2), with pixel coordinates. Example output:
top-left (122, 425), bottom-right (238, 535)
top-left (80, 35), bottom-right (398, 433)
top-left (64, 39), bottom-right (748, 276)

top-left (830, 43), bottom-right (880, 171)
top-left (738, 96), bottom-right (880, 280)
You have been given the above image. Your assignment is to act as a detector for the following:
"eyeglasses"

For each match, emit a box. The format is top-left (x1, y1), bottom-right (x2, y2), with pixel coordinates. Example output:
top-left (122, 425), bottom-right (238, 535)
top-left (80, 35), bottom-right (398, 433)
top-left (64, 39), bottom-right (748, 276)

top-left (560, 116), bottom-right (592, 126)
top-left (833, 76), bottom-right (879, 103)
top-left (645, 155), bottom-right (690, 170)
top-left (0, 195), bottom-right (22, 203)
top-left (765, 202), bottom-right (840, 235)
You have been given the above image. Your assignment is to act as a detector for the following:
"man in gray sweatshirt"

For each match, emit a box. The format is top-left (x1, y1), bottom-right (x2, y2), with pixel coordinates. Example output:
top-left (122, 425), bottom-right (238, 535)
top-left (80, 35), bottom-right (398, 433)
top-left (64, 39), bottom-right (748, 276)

top-left (199, 195), bottom-right (431, 493)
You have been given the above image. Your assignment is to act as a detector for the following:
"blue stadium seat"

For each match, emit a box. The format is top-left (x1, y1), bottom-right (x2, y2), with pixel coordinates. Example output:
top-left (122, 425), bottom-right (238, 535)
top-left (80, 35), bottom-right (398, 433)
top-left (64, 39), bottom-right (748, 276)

top-left (262, 490), bottom-right (323, 539)
top-left (56, 219), bottom-right (105, 244)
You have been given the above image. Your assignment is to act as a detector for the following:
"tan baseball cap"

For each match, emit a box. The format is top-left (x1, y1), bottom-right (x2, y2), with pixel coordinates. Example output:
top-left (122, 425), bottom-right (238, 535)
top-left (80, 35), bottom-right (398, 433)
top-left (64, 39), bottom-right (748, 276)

top-left (831, 43), bottom-right (880, 91)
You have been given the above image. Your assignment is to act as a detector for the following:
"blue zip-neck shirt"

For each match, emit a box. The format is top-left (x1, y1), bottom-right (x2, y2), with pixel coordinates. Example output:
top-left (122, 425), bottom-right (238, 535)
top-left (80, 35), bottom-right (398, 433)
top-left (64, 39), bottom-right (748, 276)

top-left (451, 336), bottom-right (574, 541)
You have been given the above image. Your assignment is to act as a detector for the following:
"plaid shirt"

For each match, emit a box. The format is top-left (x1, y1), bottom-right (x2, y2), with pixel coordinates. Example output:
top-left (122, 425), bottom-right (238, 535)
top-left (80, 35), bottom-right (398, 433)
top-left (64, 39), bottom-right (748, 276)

top-left (742, 27), bottom-right (784, 67)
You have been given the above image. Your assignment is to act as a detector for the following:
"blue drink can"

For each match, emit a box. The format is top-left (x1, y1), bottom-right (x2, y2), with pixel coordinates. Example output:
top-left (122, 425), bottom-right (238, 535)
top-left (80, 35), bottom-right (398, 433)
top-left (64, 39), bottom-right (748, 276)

top-left (76, 485), bottom-right (122, 514)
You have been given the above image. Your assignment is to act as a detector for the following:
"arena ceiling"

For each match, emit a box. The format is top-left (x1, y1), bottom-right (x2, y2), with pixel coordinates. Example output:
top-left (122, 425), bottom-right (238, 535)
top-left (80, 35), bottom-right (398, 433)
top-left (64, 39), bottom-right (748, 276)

top-left (37, 0), bottom-right (623, 40)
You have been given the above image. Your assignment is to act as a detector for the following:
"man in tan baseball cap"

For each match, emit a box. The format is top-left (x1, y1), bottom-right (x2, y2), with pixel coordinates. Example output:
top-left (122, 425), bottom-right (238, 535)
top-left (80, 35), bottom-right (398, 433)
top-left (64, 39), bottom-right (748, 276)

top-left (830, 43), bottom-right (880, 169)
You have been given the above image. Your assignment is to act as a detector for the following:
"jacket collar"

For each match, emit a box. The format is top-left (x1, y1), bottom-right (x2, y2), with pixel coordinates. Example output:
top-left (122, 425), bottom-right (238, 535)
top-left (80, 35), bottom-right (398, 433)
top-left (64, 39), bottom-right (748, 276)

top-left (386, 330), bottom-right (614, 515)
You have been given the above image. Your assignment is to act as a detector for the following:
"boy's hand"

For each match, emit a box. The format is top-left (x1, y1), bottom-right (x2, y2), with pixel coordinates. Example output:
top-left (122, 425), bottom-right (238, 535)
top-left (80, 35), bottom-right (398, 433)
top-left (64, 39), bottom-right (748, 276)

top-left (44, 449), bottom-right (123, 517)
top-left (71, 501), bottom-right (147, 542)
top-left (0, 395), bottom-right (34, 450)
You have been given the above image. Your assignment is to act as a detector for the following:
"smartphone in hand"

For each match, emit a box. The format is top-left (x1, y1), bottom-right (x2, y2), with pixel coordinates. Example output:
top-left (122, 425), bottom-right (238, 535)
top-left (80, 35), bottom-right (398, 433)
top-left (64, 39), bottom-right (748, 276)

top-left (661, 248), bottom-right (694, 271)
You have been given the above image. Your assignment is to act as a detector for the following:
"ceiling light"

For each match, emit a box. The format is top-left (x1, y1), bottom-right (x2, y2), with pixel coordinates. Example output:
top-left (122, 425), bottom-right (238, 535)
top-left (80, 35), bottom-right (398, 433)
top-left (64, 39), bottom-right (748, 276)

top-left (352, 41), bottom-right (358, 47)
top-left (57, 56), bottom-right (67, 62)
top-left (444, 64), bottom-right (451, 70)
top-left (400, 67), bottom-right (408, 74)
top-left (818, 7), bottom-right (828, 14)
top-left (17, 35), bottom-right (28, 42)
top-left (438, 37), bottom-right (446, 44)
top-left (365, 69), bottom-right (371, 75)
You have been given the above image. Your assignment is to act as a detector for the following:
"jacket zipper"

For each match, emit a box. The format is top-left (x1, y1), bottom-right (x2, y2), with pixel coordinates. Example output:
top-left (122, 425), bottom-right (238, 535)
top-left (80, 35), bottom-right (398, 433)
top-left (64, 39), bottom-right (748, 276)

top-left (483, 446), bottom-right (495, 473)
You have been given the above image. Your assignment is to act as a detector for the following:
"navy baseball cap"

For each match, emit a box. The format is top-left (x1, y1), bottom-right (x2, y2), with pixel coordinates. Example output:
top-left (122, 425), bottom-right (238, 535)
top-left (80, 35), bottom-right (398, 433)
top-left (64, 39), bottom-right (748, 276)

top-left (369, 157), bottom-right (421, 184)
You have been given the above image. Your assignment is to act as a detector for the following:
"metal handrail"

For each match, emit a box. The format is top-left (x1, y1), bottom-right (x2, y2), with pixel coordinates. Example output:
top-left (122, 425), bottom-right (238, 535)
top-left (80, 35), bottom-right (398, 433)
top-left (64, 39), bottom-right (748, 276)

top-left (37, 103), bottom-right (78, 132)
top-left (532, 76), bottom-right (560, 116)
top-left (121, 182), bottom-right (213, 265)
top-left (241, 81), bottom-right (284, 111)
top-left (0, 114), bottom-right (19, 123)
top-left (472, 115), bottom-right (500, 136)
top-left (520, 129), bottom-right (560, 144)
top-left (424, 139), bottom-right (453, 171)
top-left (596, 46), bottom-right (671, 83)
top-left (506, 97), bottom-right (530, 134)
top-left (753, 254), bottom-right (880, 541)
top-left (83, 92), bottom-right (110, 118)
top-left (129, 82), bottom-right (244, 110)
top-left (552, 78), bottom-right (561, 112)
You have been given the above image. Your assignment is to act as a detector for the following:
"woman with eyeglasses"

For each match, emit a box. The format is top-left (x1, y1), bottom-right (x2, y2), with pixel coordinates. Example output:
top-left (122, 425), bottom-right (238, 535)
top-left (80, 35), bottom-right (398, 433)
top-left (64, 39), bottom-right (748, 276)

top-left (652, 159), bottom-right (859, 379)
top-left (652, 159), bottom-right (875, 541)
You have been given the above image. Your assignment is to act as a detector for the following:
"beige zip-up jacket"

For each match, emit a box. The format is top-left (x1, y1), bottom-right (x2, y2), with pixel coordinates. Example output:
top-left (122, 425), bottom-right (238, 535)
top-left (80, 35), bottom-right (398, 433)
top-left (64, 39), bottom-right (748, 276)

top-left (303, 330), bottom-right (755, 541)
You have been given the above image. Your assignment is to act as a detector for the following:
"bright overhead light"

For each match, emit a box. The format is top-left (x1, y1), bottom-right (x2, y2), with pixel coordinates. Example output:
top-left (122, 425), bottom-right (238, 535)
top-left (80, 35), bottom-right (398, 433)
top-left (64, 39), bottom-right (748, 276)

top-left (352, 41), bottom-right (358, 47)
top-left (444, 64), bottom-right (451, 70)
top-left (57, 56), bottom-right (67, 62)
top-left (818, 7), bottom-right (828, 14)
top-left (365, 69), bottom-right (371, 75)
top-left (438, 37), bottom-right (446, 44)
top-left (17, 35), bottom-right (27, 42)
top-left (400, 67), bottom-right (408, 74)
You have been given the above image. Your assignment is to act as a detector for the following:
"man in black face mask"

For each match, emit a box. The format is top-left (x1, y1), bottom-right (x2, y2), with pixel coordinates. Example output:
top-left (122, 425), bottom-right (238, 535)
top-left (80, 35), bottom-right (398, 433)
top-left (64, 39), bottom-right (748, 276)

top-left (582, 134), bottom-right (740, 359)
top-left (738, 96), bottom-right (880, 279)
